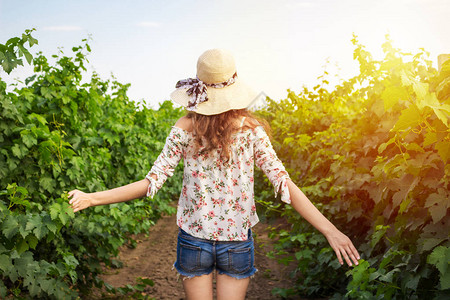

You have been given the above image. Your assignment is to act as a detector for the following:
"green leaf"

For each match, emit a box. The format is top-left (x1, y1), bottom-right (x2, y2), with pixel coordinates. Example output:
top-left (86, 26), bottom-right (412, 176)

top-left (405, 143), bottom-right (424, 153)
top-left (379, 268), bottom-right (400, 282)
top-left (1, 51), bottom-right (23, 74)
top-left (0, 254), bottom-right (13, 272)
top-left (399, 196), bottom-right (412, 214)
top-left (26, 234), bottom-right (39, 249)
top-left (428, 246), bottom-right (450, 274)
top-left (49, 202), bottom-right (61, 220)
top-left (27, 35), bottom-right (38, 47)
top-left (404, 273), bottom-right (420, 290)
top-left (428, 246), bottom-right (450, 289)
top-left (26, 215), bottom-right (48, 239)
top-left (5, 37), bottom-right (20, 46)
top-left (63, 253), bottom-right (79, 268)
top-left (381, 86), bottom-right (408, 111)
top-left (27, 280), bottom-right (40, 297)
top-left (413, 82), bottom-right (430, 108)
top-left (378, 137), bottom-right (396, 154)
top-left (29, 113), bottom-right (47, 126)
top-left (441, 270), bottom-right (450, 290)
top-left (39, 176), bottom-right (55, 193)
top-left (11, 144), bottom-right (23, 158)
top-left (39, 278), bottom-right (55, 294)
top-left (0, 279), bottom-right (6, 298)
top-left (21, 131), bottom-right (38, 148)
top-left (14, 251), bottom-right (35, 278)
top-left (291, 233), bottom-right (307, 243)
top-left (371, 225), bottom-right (389, 248)
top-left (17, 43), bottom-right (33, 64)
top-left (348, 260), bottom-right (370, 284)
top-left (393, 105), bottom-right (422, 131)
top-left (432, 107), bottom-right (449, 127)
top-left (25, 214), bottom-right (39, 231)
top-left (44, 217), bottom-right (59, 234)
top-left (2, 215), bottom-right (19, 239)
top-left (137, 277), bottom-right (155, 286)
top-left (435, 141), bottom-right (450, 163)
top-left (62, 201), bottom-right (75, 219)
top-left (16, 238), bottom-right (29, 254)
top-left (51, 202), bottom-right (74, 226)
top-left (424, 131), bottom-right (437, 147)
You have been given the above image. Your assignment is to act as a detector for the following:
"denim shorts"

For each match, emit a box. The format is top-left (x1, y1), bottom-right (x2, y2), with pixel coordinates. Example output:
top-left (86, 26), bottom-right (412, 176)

top-left (174, 228), bottom-right (257, 279)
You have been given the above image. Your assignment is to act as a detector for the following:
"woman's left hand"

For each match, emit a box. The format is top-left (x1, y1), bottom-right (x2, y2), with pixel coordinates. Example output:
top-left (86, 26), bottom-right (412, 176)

top-left (325, 229), bottom-right (360, 267)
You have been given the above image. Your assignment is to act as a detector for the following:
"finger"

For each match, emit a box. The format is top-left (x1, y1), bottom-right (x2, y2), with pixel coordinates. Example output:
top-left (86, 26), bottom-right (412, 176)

top-left (345, 246), bottom-right (359, 265)
top-left (345, 241), bottom-right (360, 263)
top-left (70, 198), bottom-right (80, 208)
top-left (72, 201), bottom-right (80, 212)
top-left (68, 190), bottom-right (77, 198)
top-left (350, 244), bottom-right (361, 261)
top-left (348, 246), bottom-right (360, 265)
top-left (340, 248), bottom-right (353, 266)
top-left (334, 249), bottom-right (343, 265)
top-left (69, 192), bottom-right (80, 204)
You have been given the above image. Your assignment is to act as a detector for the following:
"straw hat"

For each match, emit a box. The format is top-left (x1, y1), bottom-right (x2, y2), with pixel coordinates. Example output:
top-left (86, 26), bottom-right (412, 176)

top-left (170, 49), bottom-right (258, 115)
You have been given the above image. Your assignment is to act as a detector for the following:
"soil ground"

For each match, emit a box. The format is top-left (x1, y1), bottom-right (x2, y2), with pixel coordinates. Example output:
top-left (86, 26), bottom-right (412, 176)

top-left (86, 213), bottom-right (307, 299)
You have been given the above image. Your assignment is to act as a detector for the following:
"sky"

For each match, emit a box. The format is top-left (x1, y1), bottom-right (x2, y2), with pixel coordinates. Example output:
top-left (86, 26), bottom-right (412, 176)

top-left (1, 0), bottom-right (449, 109)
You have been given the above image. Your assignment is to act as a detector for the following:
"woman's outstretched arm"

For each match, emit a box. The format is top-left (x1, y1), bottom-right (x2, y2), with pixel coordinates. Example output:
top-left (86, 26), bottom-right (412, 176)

top-left (68, 178), bottom-right (151, 213)
top-left (68, 117), bottom-right (191, 213)
top-left (286, 179), bottom-right (360, 267)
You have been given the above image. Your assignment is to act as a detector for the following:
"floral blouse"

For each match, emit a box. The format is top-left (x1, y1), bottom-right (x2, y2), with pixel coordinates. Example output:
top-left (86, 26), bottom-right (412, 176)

top-left (145, 123), bottom-right (291, 241)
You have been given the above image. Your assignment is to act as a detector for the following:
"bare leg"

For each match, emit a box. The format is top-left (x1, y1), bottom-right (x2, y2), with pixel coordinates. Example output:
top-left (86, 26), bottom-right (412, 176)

top-left (182, 273), bottom-right (214, 300)
top-left (216, 274), bottom-right (250, 300)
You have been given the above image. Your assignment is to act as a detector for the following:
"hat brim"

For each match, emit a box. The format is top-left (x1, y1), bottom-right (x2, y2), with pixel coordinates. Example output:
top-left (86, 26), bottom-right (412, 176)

top-left (170, 78), bottom-right (258, 115)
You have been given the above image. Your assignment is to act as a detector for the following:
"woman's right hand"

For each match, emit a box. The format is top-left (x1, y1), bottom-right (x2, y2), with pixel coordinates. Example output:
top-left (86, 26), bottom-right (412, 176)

top-left (68, 189), bottom-right (92, 213)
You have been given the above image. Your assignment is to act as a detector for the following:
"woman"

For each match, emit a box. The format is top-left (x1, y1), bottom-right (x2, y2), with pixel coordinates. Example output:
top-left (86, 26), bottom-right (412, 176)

top-left (68, 49), bottom-right (360, 300)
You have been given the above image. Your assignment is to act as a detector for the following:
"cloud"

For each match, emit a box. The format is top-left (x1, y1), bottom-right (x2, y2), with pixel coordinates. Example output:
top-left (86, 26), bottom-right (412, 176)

top-left (43, 26), bottom-right (83, 31)
top-left (136, 21), bottom-right (161, 28)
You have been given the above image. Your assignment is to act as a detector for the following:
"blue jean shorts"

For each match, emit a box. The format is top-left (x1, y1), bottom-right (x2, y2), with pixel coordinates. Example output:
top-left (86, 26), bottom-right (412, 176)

top-left (174, 228), bottom-right (258, 279)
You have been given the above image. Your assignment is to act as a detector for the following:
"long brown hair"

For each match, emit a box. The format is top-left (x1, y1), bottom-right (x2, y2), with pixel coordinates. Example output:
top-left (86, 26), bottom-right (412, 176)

top-left (186, 109), bottom-right (270, 162)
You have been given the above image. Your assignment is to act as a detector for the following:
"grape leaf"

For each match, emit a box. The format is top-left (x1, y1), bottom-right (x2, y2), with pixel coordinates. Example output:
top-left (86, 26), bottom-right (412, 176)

top-left (381, 86), bottom-right (408, 111)
top-left (435, 141), bottom-right (450, 163)
top-left (39, 176), bottom-right (55, 193)
top-left (49, 203), bottom-right (61, 220)
top-left (0, 280), bottom-right (6, 298)
top-left (427, 246), bottom-right (450, 289)
top-left (26, 235), bottom-right (39, 249)
top-left (394, 105), bottom-right (421, 131)
top-left (16, 239), bottom-right (29, 254)
top-left (0, 254), bottom-right (13, 272)
top-left (2, 215), bottom-right (19, 239)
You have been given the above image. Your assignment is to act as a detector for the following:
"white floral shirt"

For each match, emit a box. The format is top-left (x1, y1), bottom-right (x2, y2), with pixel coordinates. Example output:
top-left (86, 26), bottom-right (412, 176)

top-left (145, 125), bottom-right (291, 241)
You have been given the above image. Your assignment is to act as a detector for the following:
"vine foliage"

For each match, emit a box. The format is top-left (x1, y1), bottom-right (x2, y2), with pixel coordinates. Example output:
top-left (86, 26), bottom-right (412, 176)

top-left (0, 31), bottom-right (183, 298)
top-left (256, 35), bottom-right (449, 299)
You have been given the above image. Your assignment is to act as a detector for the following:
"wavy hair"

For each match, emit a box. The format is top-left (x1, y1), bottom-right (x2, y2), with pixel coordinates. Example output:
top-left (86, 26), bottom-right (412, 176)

top-left (186, 109), bottom-right (270, 162)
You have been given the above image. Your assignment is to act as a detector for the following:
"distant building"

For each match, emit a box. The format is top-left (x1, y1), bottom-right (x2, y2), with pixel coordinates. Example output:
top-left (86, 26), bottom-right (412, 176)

top-left (438, 54), bottom-right (450, 72)
top-left (248, 91), bottom-right (269, 111)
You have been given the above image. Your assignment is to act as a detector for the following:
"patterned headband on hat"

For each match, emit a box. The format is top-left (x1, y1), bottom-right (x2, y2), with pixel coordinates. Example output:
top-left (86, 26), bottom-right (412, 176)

top-left (175, 72), bottom-right (238, 111)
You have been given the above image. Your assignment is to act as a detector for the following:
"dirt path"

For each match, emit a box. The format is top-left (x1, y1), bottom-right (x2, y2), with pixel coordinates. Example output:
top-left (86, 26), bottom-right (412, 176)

top-left (92, 214), bottom-right (302, 299)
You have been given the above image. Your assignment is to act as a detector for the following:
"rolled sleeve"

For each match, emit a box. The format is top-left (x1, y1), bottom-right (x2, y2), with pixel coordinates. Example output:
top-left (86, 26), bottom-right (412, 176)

top-left (254, 126), bottom-right (291, 204)
top-left (145, 126), bottom-right (187, 198)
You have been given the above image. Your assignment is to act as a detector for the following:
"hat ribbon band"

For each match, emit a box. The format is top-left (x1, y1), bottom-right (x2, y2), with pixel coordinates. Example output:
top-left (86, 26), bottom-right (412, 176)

top-left (175, 72), bottom-right (238, 111)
